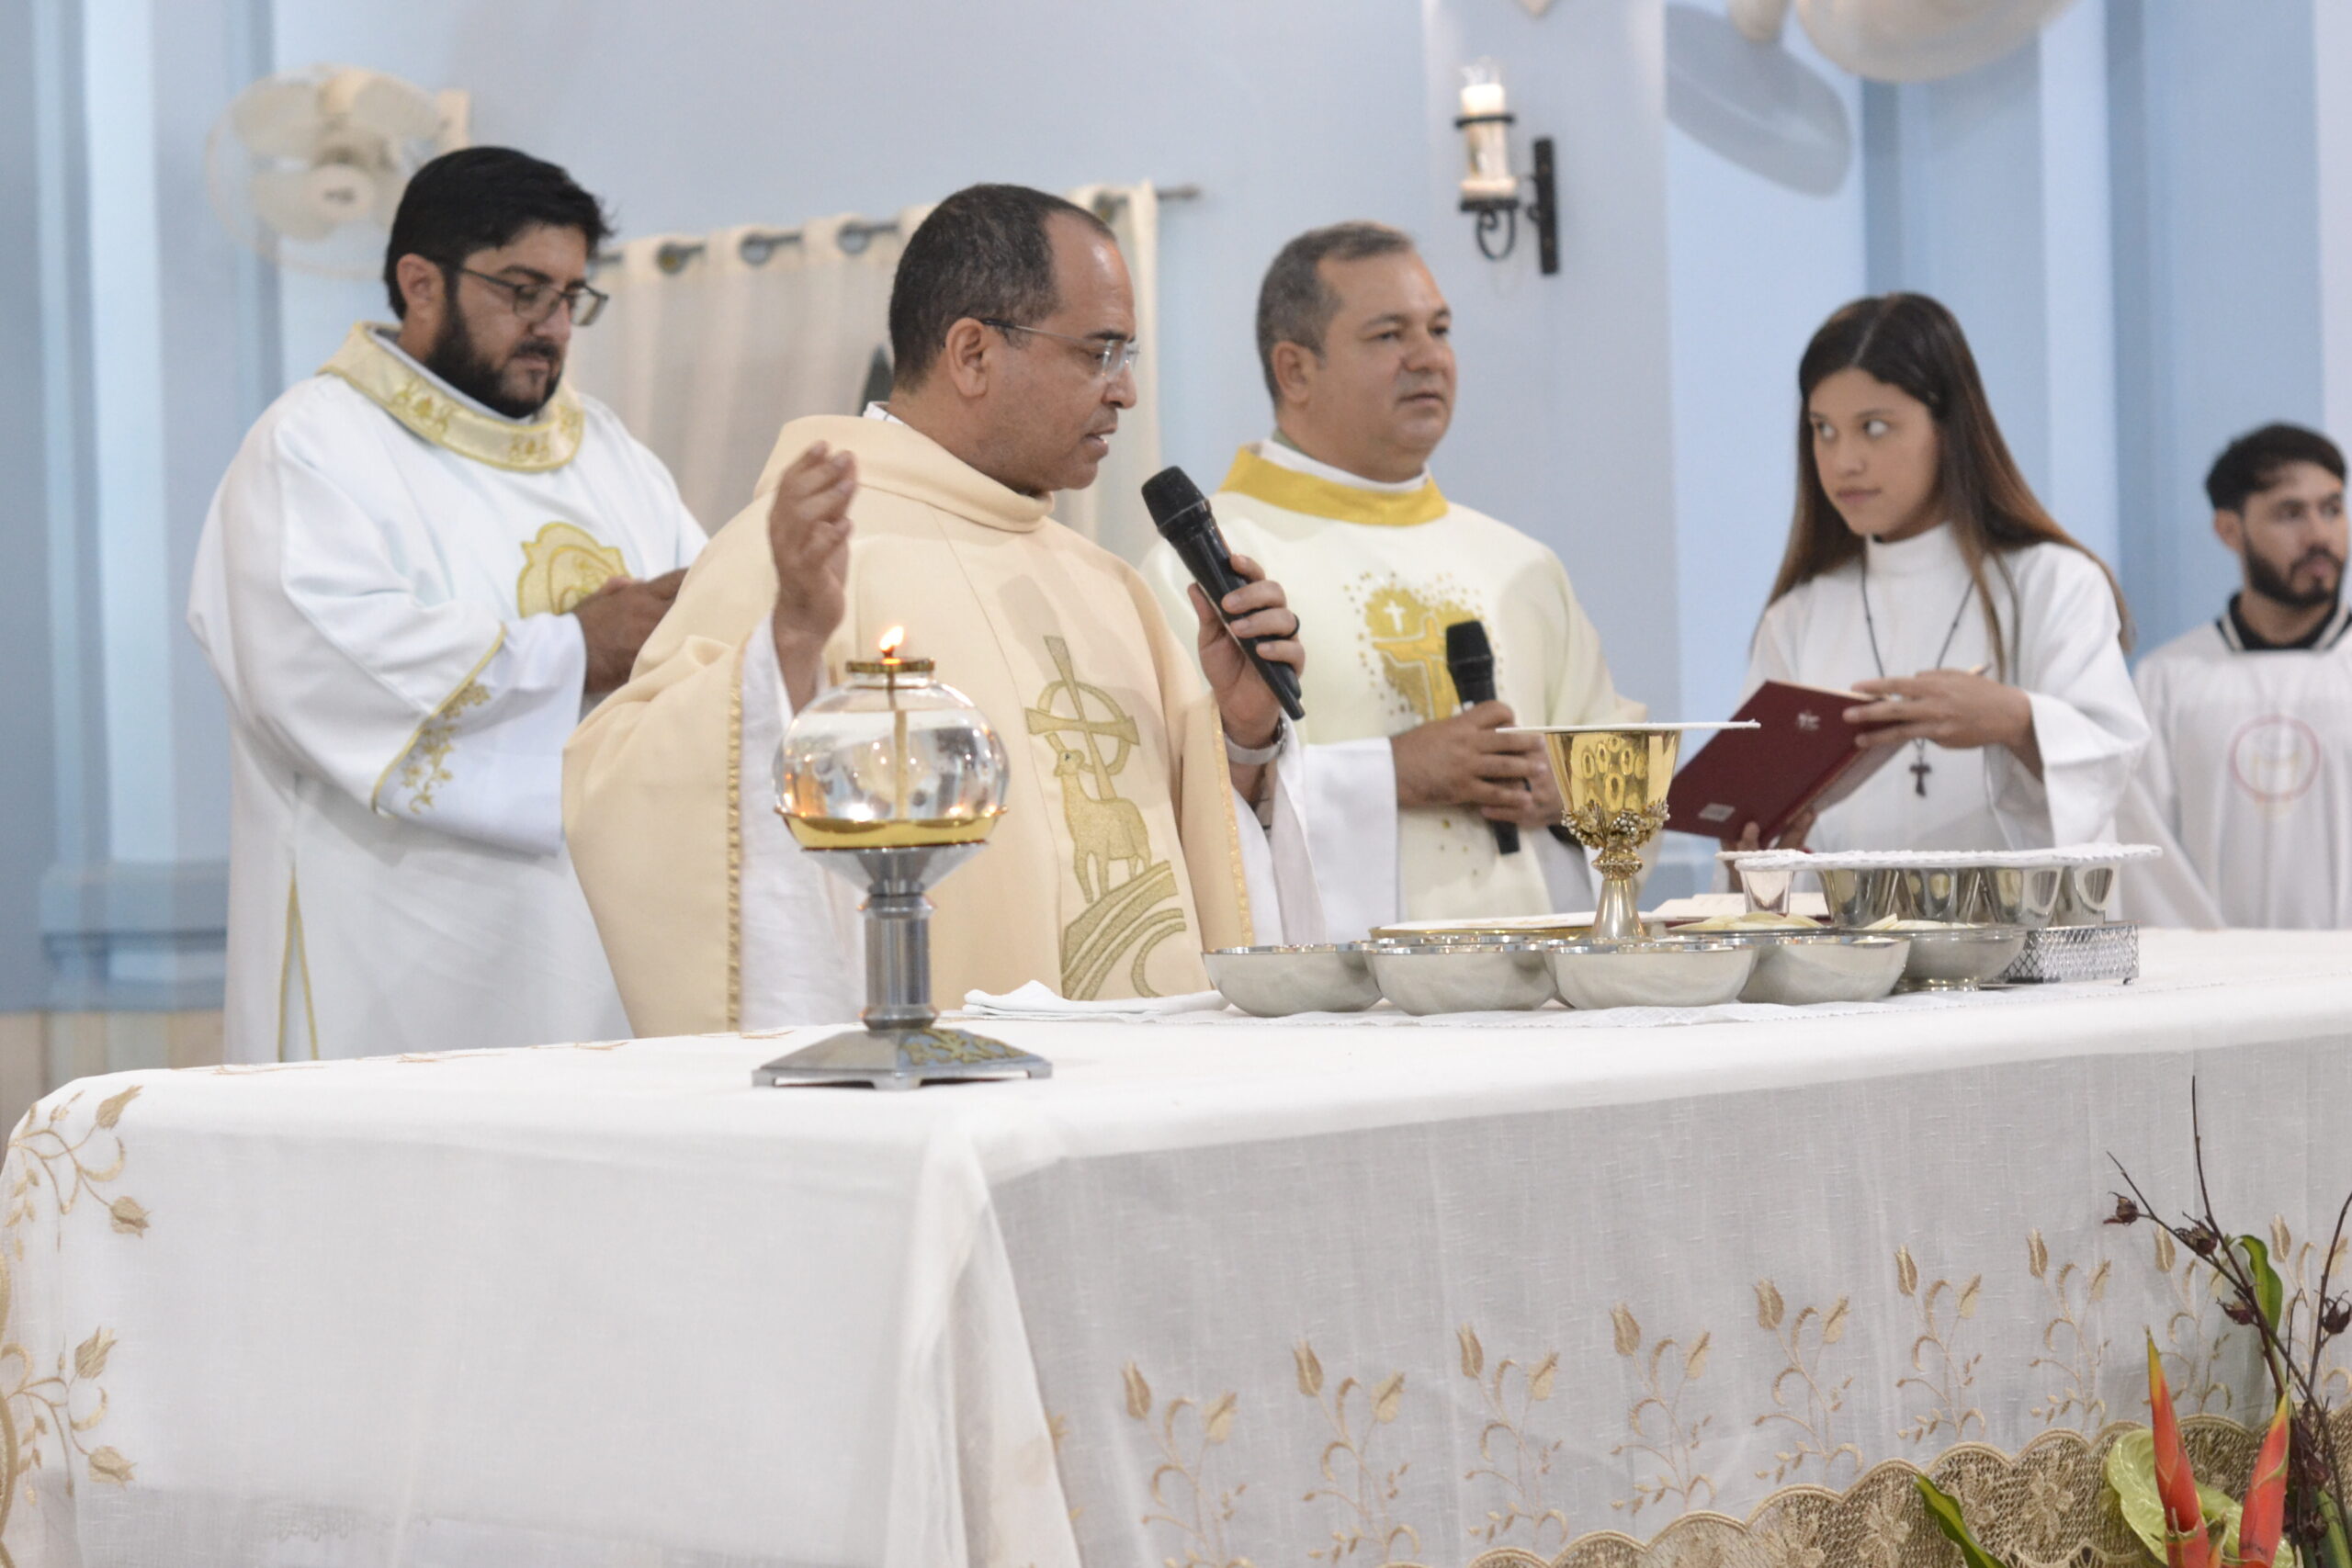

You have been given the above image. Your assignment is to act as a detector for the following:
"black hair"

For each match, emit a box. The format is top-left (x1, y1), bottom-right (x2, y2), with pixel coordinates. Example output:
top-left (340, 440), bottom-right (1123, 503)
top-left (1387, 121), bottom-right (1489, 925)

top-left (1255, 221), bottom-right (1417, 402)
top-left (382, 147), bottom-right (613, 318)
top-left (887, 184), bottom-right (1114, 389)
top-left (2204, 423), bottom-right (2347, 513)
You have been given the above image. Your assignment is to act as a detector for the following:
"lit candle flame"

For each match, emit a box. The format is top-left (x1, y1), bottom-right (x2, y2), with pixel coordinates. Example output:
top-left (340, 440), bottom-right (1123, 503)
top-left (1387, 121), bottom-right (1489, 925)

top-left (878, 626), bottom-right (906, 660)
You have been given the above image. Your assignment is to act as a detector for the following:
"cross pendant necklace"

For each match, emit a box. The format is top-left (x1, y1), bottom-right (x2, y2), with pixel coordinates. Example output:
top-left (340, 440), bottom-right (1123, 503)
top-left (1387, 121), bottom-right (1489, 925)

top-left (1858, 554), bottom-right (1977, 797)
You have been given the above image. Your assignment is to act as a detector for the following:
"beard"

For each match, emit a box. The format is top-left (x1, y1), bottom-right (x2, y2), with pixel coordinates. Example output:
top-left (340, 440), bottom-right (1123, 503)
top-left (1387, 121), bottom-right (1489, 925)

top-left (2245, 542), bottom-right (2346, 611)
top-left (423, 309), bottom-right (564, 420)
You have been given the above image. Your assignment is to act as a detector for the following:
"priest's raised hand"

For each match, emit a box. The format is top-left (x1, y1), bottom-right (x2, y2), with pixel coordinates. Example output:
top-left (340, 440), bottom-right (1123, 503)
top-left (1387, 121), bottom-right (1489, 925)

top-left (764, 440), bottom-right (856, 708)
top-left (1186, 552), bottom-right (1304, 798)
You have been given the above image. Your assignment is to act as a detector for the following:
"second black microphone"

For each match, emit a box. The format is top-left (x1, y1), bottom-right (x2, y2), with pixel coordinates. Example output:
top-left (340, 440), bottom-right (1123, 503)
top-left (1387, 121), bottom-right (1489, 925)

top-left (1444, 619), bottom-right (1520, 855)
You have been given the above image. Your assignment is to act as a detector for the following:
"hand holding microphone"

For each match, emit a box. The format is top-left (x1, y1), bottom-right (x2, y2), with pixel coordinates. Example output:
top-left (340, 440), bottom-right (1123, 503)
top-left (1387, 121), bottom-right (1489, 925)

top-left (1143, 468), bottom-right (1307, 728)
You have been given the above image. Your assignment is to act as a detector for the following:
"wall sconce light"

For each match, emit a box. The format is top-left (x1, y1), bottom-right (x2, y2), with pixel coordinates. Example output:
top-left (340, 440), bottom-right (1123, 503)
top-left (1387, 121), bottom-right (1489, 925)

top-left (1455, 60), bottom-right (1559, 276)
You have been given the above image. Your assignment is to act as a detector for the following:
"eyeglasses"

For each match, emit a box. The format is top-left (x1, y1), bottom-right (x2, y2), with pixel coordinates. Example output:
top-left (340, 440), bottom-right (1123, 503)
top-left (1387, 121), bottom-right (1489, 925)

top-left (455, 266), bottom-right (609, 328)
top-left (979, 318), bottom-right (1140, 380)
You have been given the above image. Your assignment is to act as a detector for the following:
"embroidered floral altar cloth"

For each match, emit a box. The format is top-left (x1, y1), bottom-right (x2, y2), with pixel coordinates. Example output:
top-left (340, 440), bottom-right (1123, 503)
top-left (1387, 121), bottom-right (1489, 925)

top-left (3, 929), bottom-right (2348, 1568)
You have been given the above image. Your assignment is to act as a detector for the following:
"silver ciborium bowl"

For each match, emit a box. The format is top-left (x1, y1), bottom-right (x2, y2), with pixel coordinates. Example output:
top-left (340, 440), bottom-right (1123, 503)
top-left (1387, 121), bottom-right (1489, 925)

top-left (1739, 932), bottom-right (1909, 1005)
top-left (1546, 939), bottom-right (1754, 1010)
top-left (1206, 944), bottom-right (1382, 1016)
top-left (1368, 942), bottom-right (1555, 1015)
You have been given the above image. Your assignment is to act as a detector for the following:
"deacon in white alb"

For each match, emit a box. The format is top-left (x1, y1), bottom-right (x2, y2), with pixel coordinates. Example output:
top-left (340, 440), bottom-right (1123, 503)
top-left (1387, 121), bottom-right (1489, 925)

top-left (1144, 223), bottom-right (1637, 939)
top-left (2120, 423), bottom-right (2352, 927)
top-left (1741, 294), bottom-right (2145, 852)
top-left (189, 148), bottom-right (704, 1061)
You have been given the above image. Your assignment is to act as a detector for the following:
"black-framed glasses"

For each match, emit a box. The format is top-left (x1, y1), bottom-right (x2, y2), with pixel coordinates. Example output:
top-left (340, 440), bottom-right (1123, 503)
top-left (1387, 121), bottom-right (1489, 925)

top-left (979, 318), bottom-right (1140, 380)
top-left (455, 266), bottom-right (609, 328)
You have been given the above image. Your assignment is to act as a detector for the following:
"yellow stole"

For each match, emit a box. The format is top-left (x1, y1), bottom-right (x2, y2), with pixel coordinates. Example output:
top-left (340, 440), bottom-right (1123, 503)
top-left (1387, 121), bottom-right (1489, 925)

top-left (1217, 446), bottom-right (1449, 528)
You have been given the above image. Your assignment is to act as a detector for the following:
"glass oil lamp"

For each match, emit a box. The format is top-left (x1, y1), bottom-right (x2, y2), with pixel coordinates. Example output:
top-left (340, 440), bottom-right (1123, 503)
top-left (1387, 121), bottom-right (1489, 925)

top-left (752, 629), bottom-right (1051, 1089)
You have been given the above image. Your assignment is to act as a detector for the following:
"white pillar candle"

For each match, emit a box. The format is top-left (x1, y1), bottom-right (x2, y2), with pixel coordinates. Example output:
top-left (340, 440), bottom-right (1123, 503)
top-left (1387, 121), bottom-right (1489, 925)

top-left (1460, 80), bottom-right (1508, 118)
top-left (1458, 65), bottom-right (1519, 199)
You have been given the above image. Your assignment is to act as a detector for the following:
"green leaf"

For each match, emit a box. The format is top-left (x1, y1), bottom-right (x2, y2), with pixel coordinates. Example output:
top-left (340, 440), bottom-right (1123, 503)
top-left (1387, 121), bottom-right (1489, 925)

top-left (1917, 1474), bottom-right (2014, 1568)
top-left (2105, 1429), bottom-right (2301, 1568)
top-left (2238, 1235), bottom-right (2288, 1337)
top-left (2317, 1493), bottom-right (2351, 1568)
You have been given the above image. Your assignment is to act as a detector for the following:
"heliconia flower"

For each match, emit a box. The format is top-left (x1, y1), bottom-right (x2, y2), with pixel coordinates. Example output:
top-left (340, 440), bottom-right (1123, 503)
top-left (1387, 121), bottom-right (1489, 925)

top-left (2235, 1394), bottom-right (2291, 1568)
top-left (2148, 1334), bottom-right (2213, 1568)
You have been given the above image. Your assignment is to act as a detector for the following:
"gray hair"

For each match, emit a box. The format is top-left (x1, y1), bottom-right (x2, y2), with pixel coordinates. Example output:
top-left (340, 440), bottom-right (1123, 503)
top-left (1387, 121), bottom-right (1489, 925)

top-left (1254, 221), bottom-right (1418, 402)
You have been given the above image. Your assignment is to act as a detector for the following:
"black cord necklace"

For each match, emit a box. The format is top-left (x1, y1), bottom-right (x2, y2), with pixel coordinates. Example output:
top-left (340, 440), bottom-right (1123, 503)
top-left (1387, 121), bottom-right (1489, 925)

top-left (1859, 551), bottom-right (1977, 796)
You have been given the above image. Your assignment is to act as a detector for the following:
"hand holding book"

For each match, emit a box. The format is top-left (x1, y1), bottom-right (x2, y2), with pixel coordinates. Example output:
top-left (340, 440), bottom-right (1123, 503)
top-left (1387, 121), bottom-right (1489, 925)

top-left (1667, 664), bottom-right (2009, 847)
top-left (1843, 666), bottom-right (2041, 779)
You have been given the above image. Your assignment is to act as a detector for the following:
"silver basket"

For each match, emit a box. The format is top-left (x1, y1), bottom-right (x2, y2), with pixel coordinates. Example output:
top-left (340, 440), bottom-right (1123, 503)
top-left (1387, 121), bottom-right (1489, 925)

top-left (1998, 922), bottom-right (2138, 985)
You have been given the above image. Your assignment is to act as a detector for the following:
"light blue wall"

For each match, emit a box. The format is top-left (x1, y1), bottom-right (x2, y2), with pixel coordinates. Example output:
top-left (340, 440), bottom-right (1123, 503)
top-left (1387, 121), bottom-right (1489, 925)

top-left (0, 0), bottom-right (64, 1013)
top-left (1664, 6), bottom-right (1867, 730)
top-left (2109, 0), bottom-right (2327, 658)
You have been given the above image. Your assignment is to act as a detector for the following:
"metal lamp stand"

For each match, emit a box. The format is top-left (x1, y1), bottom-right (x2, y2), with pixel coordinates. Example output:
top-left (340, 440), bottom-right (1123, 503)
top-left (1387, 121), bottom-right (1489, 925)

top-left (752, 843), bottom-right (1053, 1091)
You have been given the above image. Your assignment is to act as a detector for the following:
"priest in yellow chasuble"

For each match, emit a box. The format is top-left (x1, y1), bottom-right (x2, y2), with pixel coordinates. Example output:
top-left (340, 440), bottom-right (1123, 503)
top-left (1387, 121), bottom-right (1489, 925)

top-left (1146, 223), bottom-right (1638, 938)
top-left (189, 150), bottom-right (703, 1062)
top-left (566, 185), bottom-right (1321, 1034)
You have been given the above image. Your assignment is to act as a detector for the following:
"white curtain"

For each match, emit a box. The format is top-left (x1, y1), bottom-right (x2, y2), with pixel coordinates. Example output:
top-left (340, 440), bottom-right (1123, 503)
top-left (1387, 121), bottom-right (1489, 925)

top-left (569, 184), bottom-right (1163, 558)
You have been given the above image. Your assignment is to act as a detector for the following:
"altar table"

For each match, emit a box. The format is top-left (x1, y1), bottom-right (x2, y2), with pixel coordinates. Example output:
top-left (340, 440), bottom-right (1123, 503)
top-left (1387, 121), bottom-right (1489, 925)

top-left (5, 930), bottom-right (2350, 1568)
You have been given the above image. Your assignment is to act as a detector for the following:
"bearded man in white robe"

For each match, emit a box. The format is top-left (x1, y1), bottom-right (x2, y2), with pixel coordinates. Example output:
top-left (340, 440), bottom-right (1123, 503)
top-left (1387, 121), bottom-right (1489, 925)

top-left (2121, 423), bottom-right (2352, 927)
top-left (1144, 223), bottom-right (1638, 939)
top-left (566, 184), bottom-right (1318, 1034)
top-left (188, 148), bottom-right (705, 1061)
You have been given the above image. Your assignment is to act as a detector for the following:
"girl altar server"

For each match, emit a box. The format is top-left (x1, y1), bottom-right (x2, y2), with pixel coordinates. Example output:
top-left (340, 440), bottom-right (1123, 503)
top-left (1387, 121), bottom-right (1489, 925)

top-left (1739, 293), bottom-right (2148, 852)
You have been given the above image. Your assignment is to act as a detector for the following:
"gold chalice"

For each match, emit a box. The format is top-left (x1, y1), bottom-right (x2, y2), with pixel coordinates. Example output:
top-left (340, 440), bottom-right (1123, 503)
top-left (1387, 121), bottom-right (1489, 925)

top-left (1512, 723), bottom-right (1757, 943)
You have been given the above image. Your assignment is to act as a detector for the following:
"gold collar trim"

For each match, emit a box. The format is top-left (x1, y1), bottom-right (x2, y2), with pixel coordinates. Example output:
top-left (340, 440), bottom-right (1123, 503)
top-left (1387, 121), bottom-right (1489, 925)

top-left (322, 322), bottom-right (585, 472)
top-left (1218, 446), bottom-right (1448, 528)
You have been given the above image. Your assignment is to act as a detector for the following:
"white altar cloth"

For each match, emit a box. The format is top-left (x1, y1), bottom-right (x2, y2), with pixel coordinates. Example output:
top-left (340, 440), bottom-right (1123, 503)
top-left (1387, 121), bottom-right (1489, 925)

top-left (5, 931), bottom-right (2351, 1568)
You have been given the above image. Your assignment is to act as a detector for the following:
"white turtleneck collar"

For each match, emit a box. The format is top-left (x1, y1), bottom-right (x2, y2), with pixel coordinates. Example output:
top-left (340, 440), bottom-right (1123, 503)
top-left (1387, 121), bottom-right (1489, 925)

top-left (1258, 432), bottom-right (1430, 496)
top-left (1860, 521), bottom-right (1964, 578)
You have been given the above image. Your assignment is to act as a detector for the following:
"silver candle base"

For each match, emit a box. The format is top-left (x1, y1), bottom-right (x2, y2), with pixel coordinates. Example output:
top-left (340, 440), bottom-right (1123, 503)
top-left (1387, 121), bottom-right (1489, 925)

top-left (752, 842), bottom-right (1052, 1091)
top-left (752, 1023), bottom-right (1051, 1091)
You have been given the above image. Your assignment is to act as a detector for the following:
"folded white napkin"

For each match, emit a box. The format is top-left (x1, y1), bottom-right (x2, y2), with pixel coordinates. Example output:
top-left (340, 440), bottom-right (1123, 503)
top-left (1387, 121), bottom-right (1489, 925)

top-left (958, 981), bottom-right (1228, 1019)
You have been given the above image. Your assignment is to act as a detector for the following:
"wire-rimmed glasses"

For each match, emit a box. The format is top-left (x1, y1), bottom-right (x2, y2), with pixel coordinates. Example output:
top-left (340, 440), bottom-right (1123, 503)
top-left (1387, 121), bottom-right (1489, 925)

top-left (979, 318), bottom-right (1140, 380)
top-left (455, 265), bottom-right (610, 327)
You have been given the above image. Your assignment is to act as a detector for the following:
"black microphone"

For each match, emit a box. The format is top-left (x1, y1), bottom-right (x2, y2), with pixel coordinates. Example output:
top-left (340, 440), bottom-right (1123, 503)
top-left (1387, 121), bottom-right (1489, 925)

top-left (1142, 467), bottom-right (1306, 722)
top-left (1444, 619), bottom-right (1520, 855)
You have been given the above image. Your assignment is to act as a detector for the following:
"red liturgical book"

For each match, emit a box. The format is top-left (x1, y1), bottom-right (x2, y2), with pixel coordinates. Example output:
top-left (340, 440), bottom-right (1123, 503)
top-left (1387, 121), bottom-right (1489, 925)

top-left (1665, 681), bottom-right (1904, 844)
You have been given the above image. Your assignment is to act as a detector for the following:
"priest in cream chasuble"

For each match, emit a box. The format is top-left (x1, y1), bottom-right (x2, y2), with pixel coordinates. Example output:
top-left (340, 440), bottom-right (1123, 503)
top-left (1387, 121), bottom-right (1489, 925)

top-left (565, 186), bottom-right (1318, 1035)
top-left (188, 151), bottom-right (704, 1061)
top-left (1146, 224), bottom-right (1637, 938)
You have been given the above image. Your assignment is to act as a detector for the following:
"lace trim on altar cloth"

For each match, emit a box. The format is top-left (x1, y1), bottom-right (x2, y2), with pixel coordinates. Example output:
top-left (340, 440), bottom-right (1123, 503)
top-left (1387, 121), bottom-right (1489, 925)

top-left (1444, 1414), bottom-right (2345, 1568)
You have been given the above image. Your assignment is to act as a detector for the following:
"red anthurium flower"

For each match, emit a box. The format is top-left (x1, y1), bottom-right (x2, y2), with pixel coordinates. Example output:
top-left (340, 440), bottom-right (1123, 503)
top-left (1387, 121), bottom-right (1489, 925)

top-left (2150, 1334), bottom-right (2215, 1568)
top-left (2236, 1394), bottom-right (2291, 1568)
